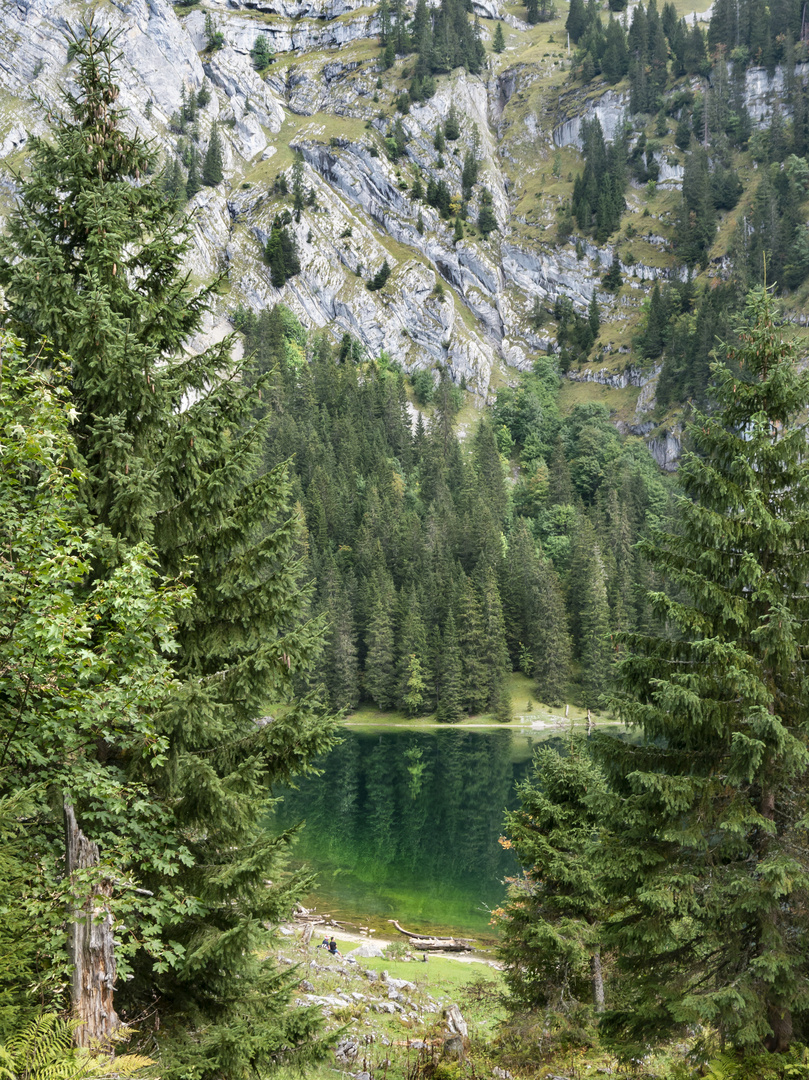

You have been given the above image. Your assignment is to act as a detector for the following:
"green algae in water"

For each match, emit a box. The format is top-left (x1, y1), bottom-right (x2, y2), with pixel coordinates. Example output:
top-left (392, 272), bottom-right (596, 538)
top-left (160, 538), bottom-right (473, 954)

top-left (268, 725), bottom-right (563, 938)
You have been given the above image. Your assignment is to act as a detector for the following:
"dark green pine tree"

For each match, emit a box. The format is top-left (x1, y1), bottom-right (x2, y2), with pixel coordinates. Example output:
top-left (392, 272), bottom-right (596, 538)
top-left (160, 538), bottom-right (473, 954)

top-left (478, 563), bottom-right (511, 711)
top-left (444, 103), bottom-right (461, 140)
top-left (364, 562), bottom-right (397, 709)
top-left (395, 588), bottom-right (432, 715)
top-left (202, 119), bottom-right (224, 185)
top-left (291, 151), bottom-right (305, 218)
top-left (641, 280), bottom-right (665, 358)
top-left (579, 543), bottom-right (612, 707)
top-left (472, 416), bottom-right (509, 523)
top-left (532, 555), bottom-right (572, 705)
top-left (597, 286), bottom-right (809, 1056)
top-left (435, 611), bottom-right (465, 723)
top-left (566, 0), bottom-right (587, 42)
top-left (185, 146), bottom-right (201, 199)
top-left (164, 155), bottom-right (186, 205)
top-left (588, 291), bottom-right (600, 339)
top-left (0, 25), bottom-right (338, 1076)
top-left (478, 187), bottom-right (497, 238)
top-left (601, 252), bottom-right (623, 292)
top-left (457, 576), bottom-right (489, 715)
top-left (461, 149), bottom-right (478, 200)
top-left (492, 21), bottom-right (505, 51)
top-left (499, 738), bottom-right (609, 1015)
top-left (321, 565), bottom-right (360, 710)
top-left (266, 224), bottom-right (287, 288)
top-left (548, 434), bottom-right (575, 505)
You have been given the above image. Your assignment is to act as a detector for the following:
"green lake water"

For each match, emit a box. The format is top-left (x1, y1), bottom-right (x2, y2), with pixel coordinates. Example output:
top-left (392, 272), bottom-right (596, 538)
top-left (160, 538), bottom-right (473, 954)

top-left (268, 724), bottom-right (567, 941)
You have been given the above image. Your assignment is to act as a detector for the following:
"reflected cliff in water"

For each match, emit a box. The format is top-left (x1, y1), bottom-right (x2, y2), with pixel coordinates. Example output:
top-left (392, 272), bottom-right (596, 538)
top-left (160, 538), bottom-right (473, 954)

top-left (268, 725), bottom-right (563, 938)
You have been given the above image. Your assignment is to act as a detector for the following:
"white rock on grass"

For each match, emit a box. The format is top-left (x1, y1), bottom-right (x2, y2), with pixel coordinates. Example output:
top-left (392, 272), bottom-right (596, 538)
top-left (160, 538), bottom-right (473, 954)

top-left (346, 941), bottom-right (387, 959)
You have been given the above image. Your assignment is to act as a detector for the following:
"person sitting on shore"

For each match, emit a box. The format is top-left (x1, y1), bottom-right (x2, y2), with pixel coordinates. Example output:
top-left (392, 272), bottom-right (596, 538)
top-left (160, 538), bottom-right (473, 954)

top-left (328, 936), bottom-right (341, 957)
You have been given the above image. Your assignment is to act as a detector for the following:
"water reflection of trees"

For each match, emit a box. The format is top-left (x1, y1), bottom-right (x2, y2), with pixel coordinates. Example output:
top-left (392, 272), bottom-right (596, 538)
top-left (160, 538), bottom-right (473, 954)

top-left (274, 729), bottom-right (534, 901)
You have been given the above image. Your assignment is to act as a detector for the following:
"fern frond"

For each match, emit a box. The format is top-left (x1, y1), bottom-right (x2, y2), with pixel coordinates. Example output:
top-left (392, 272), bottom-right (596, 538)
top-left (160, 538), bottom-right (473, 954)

top-left (703, 1053), bottom-right (740, 1080)
top-left (0, 1017), bottom-right (153, 1080)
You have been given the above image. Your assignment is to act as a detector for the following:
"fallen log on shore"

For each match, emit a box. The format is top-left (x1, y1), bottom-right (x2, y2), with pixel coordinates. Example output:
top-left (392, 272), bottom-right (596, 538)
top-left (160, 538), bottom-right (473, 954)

top-left (409, 940), bottom-right (474, 952)
top-left (389, 920), bottom-right (474, 952)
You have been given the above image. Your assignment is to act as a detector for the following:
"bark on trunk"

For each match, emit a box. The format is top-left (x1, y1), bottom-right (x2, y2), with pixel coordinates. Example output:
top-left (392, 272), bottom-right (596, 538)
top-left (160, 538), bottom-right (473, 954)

top-left (590, 947), bottom-right (605, 1013)
top-left (766, 1001), bottom-right (794, 1053)
top-left (760, 785), bottom-right (793, 1051)
top-left (64, 802), bottom-right (120, 1048)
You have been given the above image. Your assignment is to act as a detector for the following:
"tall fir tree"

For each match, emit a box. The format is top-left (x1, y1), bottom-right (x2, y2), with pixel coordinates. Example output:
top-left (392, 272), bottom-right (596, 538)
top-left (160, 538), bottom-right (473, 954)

top-left (395, 589), bottom-right (432, 715)
top-left (457, 576), bottom-right (488, 714)
top-left (321, 564), bottom-right (360, 710)
top-left (478, 563), bottom-right (512, 711)
top-left (0, 339), bottom-right (189, 1040)
top-left (435, 612), bottom-right (465, 723)
top-left (0, 25), bottom-right (338, 1075)
top-left (364, 562), bottom-right (397, 709)
top-left (202, 119), bottom-right (224, 185)
top-left (578, 543), bottom-right (612, 707)
top-left (597, 286), bottom-right (809, 1055)
top-left (185, 146), bottom-right (201, 199)
top-left (499, 738), bottom-right (609, 1015)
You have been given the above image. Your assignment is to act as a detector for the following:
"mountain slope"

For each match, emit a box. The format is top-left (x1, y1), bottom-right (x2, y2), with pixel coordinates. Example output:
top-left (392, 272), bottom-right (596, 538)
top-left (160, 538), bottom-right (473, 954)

top-left (0, 0), bottom-right (806, 452)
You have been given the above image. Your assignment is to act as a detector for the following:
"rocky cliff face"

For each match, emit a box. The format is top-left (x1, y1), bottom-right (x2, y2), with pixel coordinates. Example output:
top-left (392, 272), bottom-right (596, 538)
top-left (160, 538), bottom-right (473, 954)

top-left (0, 0), bottom-right (805, 444)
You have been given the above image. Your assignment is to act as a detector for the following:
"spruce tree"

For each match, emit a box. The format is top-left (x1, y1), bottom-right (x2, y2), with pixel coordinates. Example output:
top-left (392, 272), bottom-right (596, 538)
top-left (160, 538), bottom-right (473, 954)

top-left (0, 25), bottom-right (337, 1075)
top-left (457, 577), bottom-right (488, 714)
top-left (444, 103), bottom-right (461, 140)
top-left (588, 291), bottom-right (600, 338)
top-left (478, 187), bottom-right (497, 238)
top-left (461, 149), bottom-right (478, 200)
top-left (164, 155), bottom-right (186, 205)
top-left (601, 252), bottom-right (623, 291)
top-left (202, 119), bottom-right (224, 185)
top-left (291, 151), bottom-right (305, 218)
top-left (251, 33), bottom-right (273, 70)
top-left (478, 563), bottom-right (511, 710)
top-left (322, 567), bottom-right (360, 710)
top-left (499, 738), bottom-right (609, 1015)
top-left (533, 556), bottom-right (572, 705)
top-left (435, 612), bottom-right (465, 723)
top-left (364, 563), bottom-right (397, 709)
top-left (578, 544), bottom-right (612, 707)
top-left (395, 589), bottom-right (432, 715)
top-left (185, 146), bottom-right (201, 199)
top-left (566, 0), bottom-right (587, 42)
top-left (597, 286), bottom-right (809, 1055)
top-left (492, 21), bottom-right (505, 51)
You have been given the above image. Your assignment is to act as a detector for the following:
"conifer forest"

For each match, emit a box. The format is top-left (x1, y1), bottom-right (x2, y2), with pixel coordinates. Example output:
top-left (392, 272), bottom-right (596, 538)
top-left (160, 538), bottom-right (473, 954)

top-left (0, 0), bottom-right (809, 1078)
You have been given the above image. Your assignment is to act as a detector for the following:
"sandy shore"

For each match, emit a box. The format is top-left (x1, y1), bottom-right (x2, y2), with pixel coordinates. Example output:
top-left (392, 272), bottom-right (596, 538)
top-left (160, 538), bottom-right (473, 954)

top-left (281, 920), bottom-right (502, 967)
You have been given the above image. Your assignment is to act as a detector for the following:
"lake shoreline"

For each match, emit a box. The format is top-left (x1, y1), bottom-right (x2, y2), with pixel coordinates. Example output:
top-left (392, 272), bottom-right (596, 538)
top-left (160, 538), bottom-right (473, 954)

top-left (280, 919), bottom-right (503, 967)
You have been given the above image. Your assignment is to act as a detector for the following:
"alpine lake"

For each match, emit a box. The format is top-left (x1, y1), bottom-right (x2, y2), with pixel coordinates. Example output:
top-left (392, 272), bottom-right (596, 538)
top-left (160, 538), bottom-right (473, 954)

top-left (267, 717), bottom-right (613, 949)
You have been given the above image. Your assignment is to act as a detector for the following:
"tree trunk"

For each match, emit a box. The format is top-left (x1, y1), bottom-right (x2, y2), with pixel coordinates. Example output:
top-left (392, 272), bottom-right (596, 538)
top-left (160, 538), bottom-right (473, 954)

top-left (590, 947), bottom-right (605, 1013)
top-left (760, 785), bottom-right (793, 1051)
top-left (64, 802), bottom-right (120, 1047)
top-left (765, 1000), bottom-right (794, 1052)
